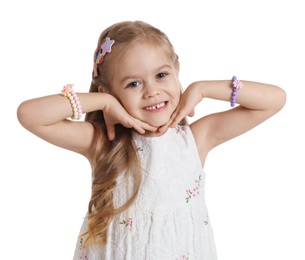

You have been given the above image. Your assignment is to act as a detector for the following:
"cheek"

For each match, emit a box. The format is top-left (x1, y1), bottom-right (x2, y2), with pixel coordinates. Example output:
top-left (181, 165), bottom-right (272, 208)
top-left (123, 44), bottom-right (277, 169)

top-left (109, 90), bottom-right (133, 109)
top-left (173, 88), bottom-right (181, 105)
top-left (119, 95), bottom-right (137, 113)
top-left (176, 93), bottom-right (181, 104)
top-left (173, 95), bottom-right (180, 110)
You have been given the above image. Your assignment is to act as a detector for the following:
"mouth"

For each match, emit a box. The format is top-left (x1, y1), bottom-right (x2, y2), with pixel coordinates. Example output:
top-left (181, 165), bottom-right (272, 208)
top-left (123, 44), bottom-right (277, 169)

top-left (144, 101), bottom-right (167, 111)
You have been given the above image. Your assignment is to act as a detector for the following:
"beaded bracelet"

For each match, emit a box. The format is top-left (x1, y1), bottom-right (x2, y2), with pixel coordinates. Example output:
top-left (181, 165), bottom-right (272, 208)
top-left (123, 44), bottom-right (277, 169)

top-left (61, 84), bottom-right (83, 120)
top-left (230, 76), bottom-right (243, 107)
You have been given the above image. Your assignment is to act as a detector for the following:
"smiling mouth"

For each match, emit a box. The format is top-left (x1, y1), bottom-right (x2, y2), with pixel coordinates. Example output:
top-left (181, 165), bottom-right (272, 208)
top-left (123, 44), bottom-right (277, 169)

top-left (144, 101), bottom-right (167, 111)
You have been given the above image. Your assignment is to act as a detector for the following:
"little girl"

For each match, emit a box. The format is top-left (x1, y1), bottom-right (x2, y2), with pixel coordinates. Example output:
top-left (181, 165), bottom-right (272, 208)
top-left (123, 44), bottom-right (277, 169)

top-left (17, 21), bottom-right (286, 259)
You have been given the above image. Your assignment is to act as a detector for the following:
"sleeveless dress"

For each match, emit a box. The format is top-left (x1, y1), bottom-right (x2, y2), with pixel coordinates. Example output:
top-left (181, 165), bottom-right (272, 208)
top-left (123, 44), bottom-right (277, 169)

top-left (73, 125), bottom-right (217, 260)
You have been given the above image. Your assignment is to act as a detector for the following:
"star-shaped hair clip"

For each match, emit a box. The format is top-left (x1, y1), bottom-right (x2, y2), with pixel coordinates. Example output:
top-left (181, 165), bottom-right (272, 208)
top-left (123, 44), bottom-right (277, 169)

top-left (93, 37), bottom-right (115, 77)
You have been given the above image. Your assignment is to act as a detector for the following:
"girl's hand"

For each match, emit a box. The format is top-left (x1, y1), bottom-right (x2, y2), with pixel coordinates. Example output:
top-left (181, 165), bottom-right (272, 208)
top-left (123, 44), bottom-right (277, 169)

top-left (169, 83), bottom-right (204, 128)
top-left (103, 94), bottom-right (157, 140)
top-left (156, 119), bottom-right (173, 136)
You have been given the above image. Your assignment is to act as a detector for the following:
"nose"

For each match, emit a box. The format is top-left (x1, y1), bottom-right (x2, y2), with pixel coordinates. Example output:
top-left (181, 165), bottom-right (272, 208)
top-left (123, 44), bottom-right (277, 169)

top-left (143, 81), bottom-right (160, 99)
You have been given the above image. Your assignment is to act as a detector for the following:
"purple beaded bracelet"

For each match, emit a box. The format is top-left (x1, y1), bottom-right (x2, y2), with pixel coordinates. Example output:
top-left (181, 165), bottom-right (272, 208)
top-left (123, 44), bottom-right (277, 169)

top-left (230, 76), bottom-right (243, 107)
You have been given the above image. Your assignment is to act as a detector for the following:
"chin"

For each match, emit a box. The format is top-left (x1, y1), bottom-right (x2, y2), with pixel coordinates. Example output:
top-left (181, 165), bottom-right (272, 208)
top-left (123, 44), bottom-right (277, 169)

top-left (138, 114), bottom-right (172, 128)
top-left (150, 120), bottom-right (169, 128)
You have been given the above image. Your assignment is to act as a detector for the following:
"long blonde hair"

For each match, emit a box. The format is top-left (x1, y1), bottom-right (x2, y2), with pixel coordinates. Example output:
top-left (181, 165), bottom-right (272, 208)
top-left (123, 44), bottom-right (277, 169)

top-left (84, 21), bottom-right (180, 245)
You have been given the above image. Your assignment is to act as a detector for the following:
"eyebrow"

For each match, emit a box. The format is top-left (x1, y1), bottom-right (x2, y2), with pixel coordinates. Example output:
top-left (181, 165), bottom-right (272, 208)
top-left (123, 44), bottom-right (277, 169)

top-left (120, 64), bottom-right (173, 84)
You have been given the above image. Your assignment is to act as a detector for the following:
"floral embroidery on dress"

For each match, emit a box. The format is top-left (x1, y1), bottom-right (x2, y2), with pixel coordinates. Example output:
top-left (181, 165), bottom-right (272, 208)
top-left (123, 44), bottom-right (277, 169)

top-left (119, 217), bottom-right (133, 230)
top-left (79, 237), bottom-right (88, 259)
top-left (176, 125), bottom-right (187, 133)
top-left (137, 146), bottom-right (144, 151)
top-left (204, 218), bottom-right (209, 225)
top-left (185, 175), bottom-right (202, 203)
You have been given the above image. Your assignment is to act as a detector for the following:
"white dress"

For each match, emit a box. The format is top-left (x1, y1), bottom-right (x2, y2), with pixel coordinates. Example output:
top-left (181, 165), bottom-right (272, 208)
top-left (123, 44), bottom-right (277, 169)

top-left (73, 125), bottom-right (217, 260)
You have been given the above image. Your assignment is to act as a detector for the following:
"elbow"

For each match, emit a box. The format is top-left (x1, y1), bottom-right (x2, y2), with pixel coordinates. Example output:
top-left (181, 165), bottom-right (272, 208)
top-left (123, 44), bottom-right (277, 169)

top-left (273, 87), bottom-right (286, 113)
top-left (17, 100), bottom-right (33, 130)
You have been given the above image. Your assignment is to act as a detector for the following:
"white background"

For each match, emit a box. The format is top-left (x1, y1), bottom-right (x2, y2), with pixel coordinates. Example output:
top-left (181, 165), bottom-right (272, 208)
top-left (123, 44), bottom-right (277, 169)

top-left (1, 0), bottom-right (304, 259)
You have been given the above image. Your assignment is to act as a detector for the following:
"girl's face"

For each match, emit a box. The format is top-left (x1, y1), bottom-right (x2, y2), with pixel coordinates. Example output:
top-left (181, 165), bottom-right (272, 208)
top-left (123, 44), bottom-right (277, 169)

top-left (109, 42), bottom-right (181, 128)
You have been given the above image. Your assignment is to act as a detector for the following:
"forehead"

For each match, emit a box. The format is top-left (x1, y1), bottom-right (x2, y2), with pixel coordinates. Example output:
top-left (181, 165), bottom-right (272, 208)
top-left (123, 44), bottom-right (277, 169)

top-left (117, 42), bottom-right (174, 73)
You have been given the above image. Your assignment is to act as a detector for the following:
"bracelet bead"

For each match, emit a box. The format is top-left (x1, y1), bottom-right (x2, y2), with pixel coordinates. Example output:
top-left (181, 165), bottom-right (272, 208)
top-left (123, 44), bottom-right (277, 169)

top-left (230, 76), bottom-right (243, 107)
top-left (61, 84), bottom-right (83, 120)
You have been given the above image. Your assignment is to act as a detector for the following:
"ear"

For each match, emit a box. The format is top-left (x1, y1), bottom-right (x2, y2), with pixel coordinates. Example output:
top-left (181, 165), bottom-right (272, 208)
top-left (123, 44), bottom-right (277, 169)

top-left (98, 85), bottom-right (108, 93)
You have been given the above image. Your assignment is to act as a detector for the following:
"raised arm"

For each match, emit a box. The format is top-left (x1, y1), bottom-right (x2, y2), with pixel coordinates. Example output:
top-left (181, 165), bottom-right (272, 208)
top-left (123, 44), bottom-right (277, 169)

top-left (17, 91), bottom-right (157, 159)
top-left (170, 79), bottom-right (286, 163)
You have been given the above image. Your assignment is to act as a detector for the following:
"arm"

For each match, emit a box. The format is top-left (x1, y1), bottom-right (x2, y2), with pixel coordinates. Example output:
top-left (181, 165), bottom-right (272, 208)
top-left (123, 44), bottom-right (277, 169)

top-left (170, 80), bottom-right (286, 164)
top-left (17, 92), bottom-right (157, 160)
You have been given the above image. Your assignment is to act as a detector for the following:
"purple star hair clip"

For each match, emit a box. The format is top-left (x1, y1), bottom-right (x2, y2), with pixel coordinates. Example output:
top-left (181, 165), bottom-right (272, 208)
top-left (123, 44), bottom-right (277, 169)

top-left (93, 37), bottom-right (115, 77)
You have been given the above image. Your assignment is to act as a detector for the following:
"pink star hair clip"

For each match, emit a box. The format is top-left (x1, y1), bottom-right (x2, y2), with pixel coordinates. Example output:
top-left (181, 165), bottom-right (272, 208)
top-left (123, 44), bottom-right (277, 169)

top-left (93, 37), bottom-right (115, 77)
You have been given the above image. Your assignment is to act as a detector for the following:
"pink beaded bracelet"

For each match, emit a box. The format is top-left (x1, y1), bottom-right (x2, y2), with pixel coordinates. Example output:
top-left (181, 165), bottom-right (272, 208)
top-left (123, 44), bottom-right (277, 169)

top-left (61, 84), bottom-right (83, 120)
top-left (230, 76), bottom-right (243, 107)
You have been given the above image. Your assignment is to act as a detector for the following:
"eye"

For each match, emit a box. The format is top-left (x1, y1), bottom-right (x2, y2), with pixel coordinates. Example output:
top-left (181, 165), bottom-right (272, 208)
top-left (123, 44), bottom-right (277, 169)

top-left (127, 81), bottom-right (141, 88)
top-left (156, 72), bottom-right (168, 79)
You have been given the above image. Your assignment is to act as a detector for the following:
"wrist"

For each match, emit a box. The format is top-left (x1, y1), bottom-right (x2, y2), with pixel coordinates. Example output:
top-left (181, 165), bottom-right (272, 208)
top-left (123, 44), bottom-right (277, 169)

top-left (190, 81), bottom-right (209, 99)
top-left (99, 93), bottom-right (113, 111)
top-left (192, 80), bottom-right (233, 101)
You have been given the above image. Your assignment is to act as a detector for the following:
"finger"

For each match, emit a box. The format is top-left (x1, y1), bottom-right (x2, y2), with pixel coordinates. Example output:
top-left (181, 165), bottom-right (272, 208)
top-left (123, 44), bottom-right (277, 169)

top-left (140, 122), bottom-right (158, 132)
top-left (121, 116), bottom-right (157, 135)
top-left (106, 123), bottom-right (116, 141)
top-left (166, 111), bottom-right (177, 128)
top-left (188, 109), bottom-right (195, 117)
top-left (132, 124), bottom-right (146, 135)
top-left (130, 120), bottom-right (150, 135)
top-left (130, 118), bottom-right (156, 132)
top-left (170, 110), bottom-right (185, 128)
top-left (156, 119), bottom-right (172, 135)
top-left (119, 116), bottom-right (134, 129)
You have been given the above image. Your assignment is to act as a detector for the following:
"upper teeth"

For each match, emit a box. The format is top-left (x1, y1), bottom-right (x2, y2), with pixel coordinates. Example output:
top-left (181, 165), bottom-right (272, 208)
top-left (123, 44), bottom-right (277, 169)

top-left (145, 102), bottom-right (165, 110)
